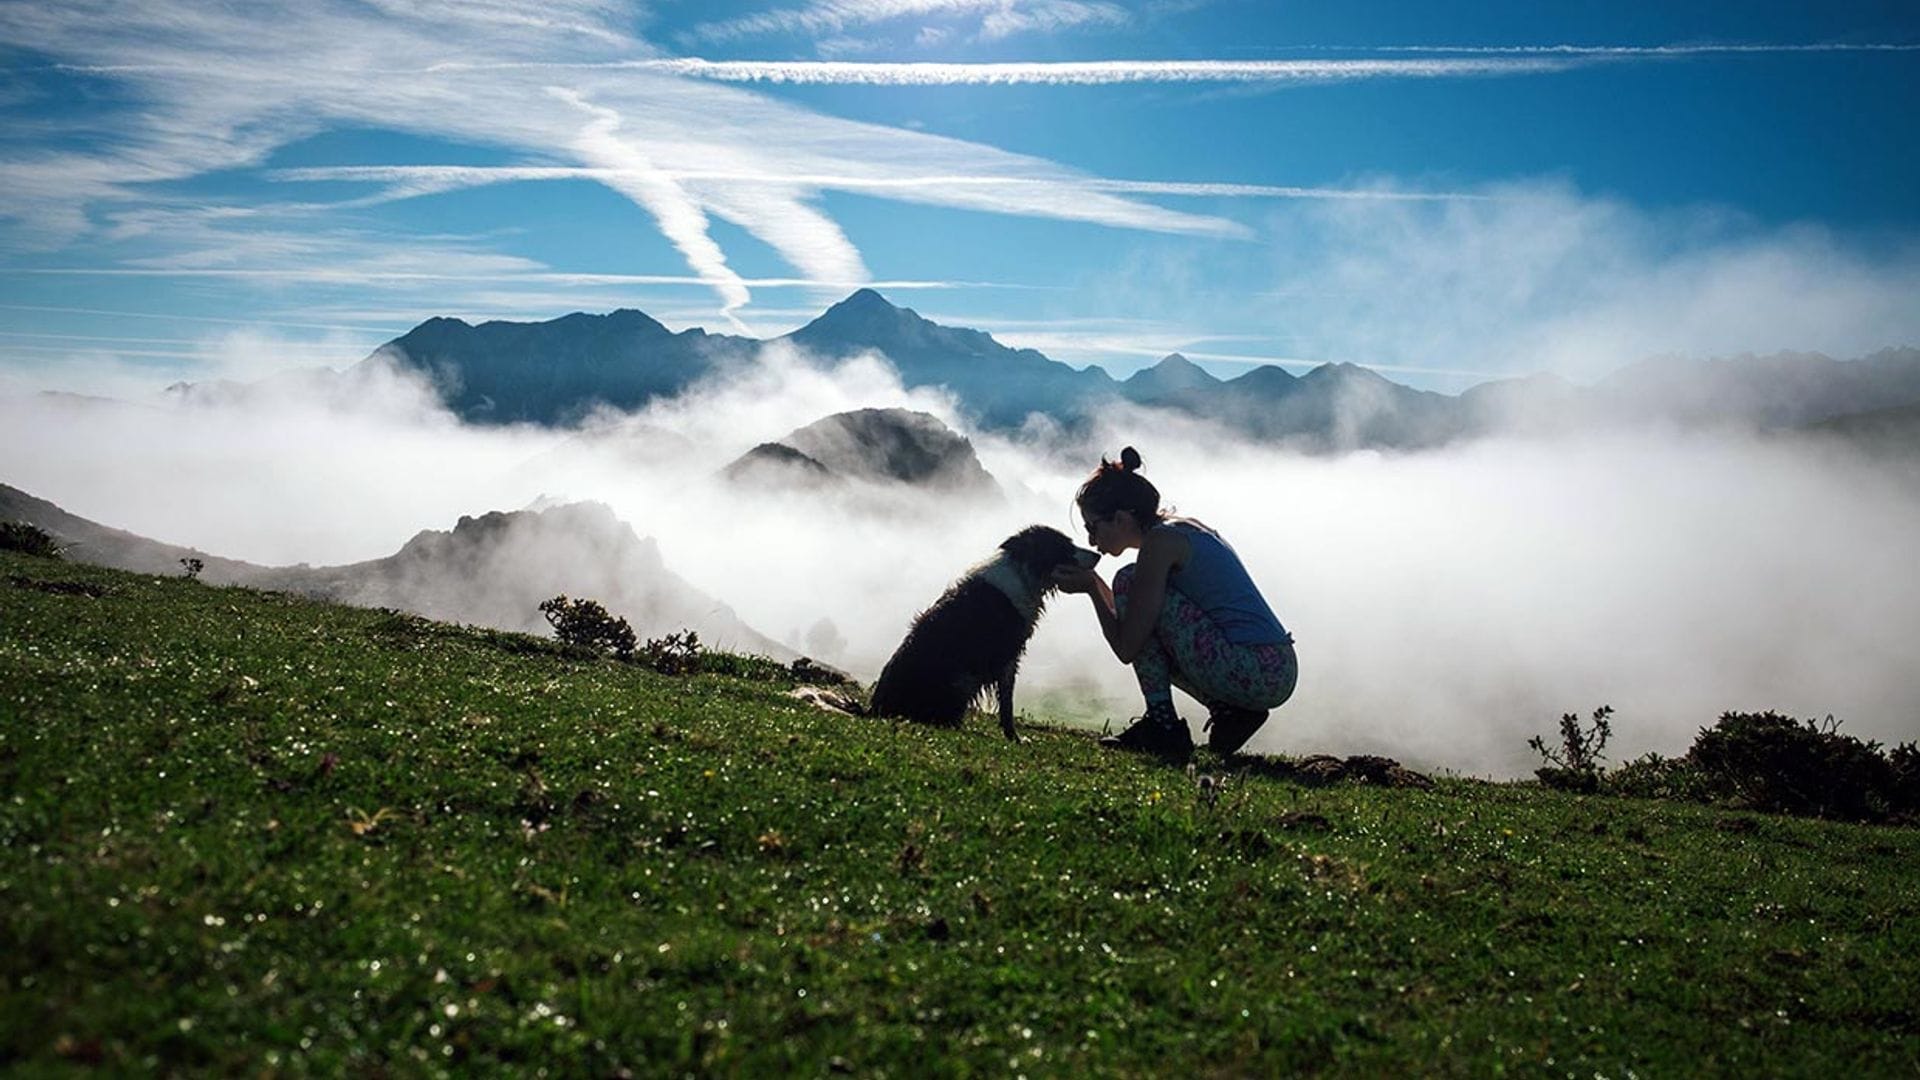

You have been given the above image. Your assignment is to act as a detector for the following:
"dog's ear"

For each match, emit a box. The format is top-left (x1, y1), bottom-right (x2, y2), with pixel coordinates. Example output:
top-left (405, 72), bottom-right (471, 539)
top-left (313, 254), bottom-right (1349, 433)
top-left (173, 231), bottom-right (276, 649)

top-left (1036, 526), bottom-right (1077, 563)
top-left (998, 525), bottom-right (1047, 560)
top-left (1003, 525), bottom-right (1081, 570)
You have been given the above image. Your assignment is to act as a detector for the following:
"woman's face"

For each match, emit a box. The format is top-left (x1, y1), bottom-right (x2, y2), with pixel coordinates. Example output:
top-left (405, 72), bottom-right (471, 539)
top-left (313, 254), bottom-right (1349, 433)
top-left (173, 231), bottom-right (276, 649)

top-left (1083, 506), bottom-right (1141, 557)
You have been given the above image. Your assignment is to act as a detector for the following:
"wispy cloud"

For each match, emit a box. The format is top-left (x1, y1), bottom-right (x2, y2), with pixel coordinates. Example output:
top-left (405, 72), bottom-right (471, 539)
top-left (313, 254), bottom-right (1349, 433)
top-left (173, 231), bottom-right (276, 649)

top-left (682, 0), bottom-right (1131, 47)
top-left (545, 85), bottom-right (756, 320)
top-left (8, 0), bottom-right (1909, 339)
top-left (481, 56), bottom-right (1583, 85)
top-left (0, 0), bottom-right (1242, 315)
top-left (272, 165), bottom-right (1251, 239)
top-left (1258, 180), bottom-right (1920, 381)
top-left (455, 41), bottom-right (1920, 84)
top-left (6, 268), bottom-right (1046, 292)
top-left (1345, 42), bottom-right (1920, 56)
top-left (0, 303), bottom-right (388, 334)
top-left (271, 164), bottom-right (1484, 205)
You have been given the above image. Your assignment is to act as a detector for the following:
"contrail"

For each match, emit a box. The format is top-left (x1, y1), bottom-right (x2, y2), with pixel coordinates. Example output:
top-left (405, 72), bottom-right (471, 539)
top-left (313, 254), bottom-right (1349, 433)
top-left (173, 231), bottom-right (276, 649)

top-left (428, 57), bottom-right (1583, 83)
top-left (272, 165), bottom-right (1488, 202)
top-left (622, 57), bottom-right (1581, 84)
top-left (1344, 43), bottom-right (1920, 56)
top-left (425, 44), bottom-right (1920, 82)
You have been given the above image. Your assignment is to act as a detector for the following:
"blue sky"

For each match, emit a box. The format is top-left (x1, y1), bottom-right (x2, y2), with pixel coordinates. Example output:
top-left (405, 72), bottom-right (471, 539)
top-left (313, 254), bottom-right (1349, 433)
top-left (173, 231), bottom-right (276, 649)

top-left (2, 0), bottom-right (1918, 394)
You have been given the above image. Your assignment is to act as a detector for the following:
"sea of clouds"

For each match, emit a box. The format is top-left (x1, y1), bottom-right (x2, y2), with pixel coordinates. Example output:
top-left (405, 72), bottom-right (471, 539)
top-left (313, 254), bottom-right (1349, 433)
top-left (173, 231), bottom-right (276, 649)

top-left (4, 340), bottom-right (1918, 778)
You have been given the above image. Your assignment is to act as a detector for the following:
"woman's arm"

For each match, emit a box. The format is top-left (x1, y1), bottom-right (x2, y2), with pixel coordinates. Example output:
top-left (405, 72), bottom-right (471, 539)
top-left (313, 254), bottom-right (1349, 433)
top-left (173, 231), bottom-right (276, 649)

top-left (1058, 570), bottom-right (1124, 658)
top-left (1108, 528), bottom-right (1183, 663)
top-left (1052, 527), bottom-right (1188, 664)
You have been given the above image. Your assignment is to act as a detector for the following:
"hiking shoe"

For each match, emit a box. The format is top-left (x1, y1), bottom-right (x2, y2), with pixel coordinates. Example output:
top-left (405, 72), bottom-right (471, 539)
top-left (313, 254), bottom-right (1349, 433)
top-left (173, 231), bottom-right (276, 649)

top-left (1100, 701), bottom-right (1193, 763)
top-left (1204, 704), bottom-right (1269, 757)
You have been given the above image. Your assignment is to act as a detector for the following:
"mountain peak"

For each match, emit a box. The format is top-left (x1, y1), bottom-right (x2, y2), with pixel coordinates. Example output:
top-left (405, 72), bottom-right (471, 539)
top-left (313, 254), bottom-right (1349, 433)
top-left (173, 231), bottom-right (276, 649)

top-left (1143, 352), bottom-right (1217, 380)
top-left (800, 288), bottom-right (918, 336)
top-left (543, 308), bottom-right (670, 335)
top-left (1124, 352), bottom-right (1221, 396)
top-left (839, 287), bottom-right (893, 310)
top-left (1302, 360), bottom-right (1393, 386)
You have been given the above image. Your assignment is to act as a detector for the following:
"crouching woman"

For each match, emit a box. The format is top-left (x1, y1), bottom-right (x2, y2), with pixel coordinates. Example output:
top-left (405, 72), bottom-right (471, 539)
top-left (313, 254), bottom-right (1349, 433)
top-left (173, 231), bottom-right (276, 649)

top-left (1052, 446), bottom-right (1297, 762)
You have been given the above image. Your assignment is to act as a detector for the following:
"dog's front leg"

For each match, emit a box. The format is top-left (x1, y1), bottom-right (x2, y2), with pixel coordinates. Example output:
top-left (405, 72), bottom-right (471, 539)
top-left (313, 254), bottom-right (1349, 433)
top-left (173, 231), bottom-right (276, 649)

top-left (996, 663), bottom-right (1020, 741)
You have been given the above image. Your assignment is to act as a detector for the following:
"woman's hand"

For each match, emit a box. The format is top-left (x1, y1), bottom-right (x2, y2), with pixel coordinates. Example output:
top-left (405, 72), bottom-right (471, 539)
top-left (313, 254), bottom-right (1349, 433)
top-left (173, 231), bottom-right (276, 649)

top-left (1051, 565), bottom-right (1101, 595)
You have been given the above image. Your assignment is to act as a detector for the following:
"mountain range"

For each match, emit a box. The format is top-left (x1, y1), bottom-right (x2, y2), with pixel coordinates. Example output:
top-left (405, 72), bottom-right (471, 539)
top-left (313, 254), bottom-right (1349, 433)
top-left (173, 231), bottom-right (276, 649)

top-left (0, 484), bottom-right (788, 657)
top-left (362, 289), bottom-right (1920, 450)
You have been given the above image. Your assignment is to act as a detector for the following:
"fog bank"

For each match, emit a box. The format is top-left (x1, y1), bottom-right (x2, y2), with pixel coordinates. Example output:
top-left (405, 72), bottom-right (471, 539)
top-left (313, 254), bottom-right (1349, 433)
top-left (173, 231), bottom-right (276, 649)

top-left (4, 348), bottom-right (1917, 777)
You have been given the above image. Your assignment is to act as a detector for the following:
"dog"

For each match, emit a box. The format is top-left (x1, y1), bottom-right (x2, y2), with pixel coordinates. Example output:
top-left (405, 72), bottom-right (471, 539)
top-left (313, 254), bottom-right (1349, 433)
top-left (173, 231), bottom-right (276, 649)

top-left (870, 524), bottom-right (1100, 741)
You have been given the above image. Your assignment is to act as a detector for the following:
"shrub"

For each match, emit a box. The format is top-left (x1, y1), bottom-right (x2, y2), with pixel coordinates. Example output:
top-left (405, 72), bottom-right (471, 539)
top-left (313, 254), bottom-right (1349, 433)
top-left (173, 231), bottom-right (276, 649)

top-left (179, 557), bottom-right (204, 580)
top-left (1, 521), bottom-right (65, 559)
top-left (538, 595), bottom-right (636, 660)
top-left (1605, 752), bottom-right (1714, 802)
top-left (639, 630), bottom-right (702, 675)
top-left (1535, 705), bottom-right (1918, 825)
top-left (1686, 711), bottom-right (1902, 822)
top-left (1892, 742), bottom-right (1920, 812)
top-left (1527, 705), bottom-right (1613, 793)
top-left (699, 651), bottom-right (793, 683)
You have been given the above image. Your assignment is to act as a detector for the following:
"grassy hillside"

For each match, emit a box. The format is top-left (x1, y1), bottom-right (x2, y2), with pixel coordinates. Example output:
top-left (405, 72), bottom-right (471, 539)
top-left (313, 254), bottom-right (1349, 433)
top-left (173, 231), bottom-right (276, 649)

top-left (3, 550), bottom-right (1917, 1075)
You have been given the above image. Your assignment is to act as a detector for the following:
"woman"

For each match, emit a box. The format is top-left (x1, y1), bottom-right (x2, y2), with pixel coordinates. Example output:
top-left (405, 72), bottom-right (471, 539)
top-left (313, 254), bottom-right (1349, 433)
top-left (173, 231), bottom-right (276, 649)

top-left (1052, 447), bottom-right (1297, 761)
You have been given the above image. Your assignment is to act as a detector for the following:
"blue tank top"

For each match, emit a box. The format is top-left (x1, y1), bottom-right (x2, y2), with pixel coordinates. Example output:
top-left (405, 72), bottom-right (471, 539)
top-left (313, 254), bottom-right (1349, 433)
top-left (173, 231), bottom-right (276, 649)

top-left (1159, 519), bottom-right (1290, 646)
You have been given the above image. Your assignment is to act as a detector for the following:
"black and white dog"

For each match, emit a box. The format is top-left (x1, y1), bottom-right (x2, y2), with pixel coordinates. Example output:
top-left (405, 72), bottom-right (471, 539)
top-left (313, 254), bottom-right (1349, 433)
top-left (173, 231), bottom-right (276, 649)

top-left (870, 525), bottom-right (1100, 741)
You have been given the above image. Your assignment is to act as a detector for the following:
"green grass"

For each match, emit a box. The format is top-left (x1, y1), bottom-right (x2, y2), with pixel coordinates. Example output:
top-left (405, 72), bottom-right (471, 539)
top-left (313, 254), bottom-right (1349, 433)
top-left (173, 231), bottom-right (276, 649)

top-left (3, 550), bottom-right (1918, 1076)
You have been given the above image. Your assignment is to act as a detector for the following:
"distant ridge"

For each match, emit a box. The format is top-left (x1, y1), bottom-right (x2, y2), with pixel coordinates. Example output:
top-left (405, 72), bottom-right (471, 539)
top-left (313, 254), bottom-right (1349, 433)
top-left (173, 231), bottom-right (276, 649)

top-left (0, 484), bottom-right (789, 657)
top-left (786, 289), bottom-right (1119, 430)
top-left (341, 291), bottom-right (1920, 450)
top-left (358, 309), bottom-right (758, 424)
top-left (720, 408), bottom-right (999, 494)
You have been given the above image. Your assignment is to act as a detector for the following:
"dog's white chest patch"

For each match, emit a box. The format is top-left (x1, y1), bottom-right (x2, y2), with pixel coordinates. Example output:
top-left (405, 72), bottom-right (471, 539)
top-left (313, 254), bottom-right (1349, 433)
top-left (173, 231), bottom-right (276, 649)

top-left (974, 554), bottom-right (1045, 624)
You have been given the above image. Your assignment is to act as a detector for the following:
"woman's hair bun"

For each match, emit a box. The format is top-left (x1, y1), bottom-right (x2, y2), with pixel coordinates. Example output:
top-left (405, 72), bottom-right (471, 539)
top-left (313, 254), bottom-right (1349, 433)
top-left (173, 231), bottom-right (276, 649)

top-left (1077, 445), bottom-right (1161, 523)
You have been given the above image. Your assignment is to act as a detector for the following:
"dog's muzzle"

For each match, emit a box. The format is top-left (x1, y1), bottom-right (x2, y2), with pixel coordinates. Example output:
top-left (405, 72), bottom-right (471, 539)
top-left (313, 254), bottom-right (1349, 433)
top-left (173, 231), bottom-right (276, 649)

top-left (1072, 547), bottom-right (1100, 569)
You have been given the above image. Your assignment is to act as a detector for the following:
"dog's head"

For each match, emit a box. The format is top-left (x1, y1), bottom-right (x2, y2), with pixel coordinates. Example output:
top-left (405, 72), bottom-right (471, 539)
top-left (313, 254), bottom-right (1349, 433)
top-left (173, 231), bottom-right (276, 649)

top-left (999, 524), bottom-right (1099, 579)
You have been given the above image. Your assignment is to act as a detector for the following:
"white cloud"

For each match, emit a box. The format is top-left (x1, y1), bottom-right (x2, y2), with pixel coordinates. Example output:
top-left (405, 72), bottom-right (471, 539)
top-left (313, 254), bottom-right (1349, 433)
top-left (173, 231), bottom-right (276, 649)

top-left (7, 267), bottom-right (1031, 290)
top-left (620, 56), bottom-right (1580, 85)
top-left (0, 302), bottom-right (381, 334)
top-left (682, 0), bottom-right (1130, 47)
top-left (0, 0), bottom-right (1245, 314)
top-left (546, 85), bottom-right (755, 320)
top-left (978, 1), bottom-right (1130, 40)
top-left (1259, 181), bottom-right (1920, 381)
top-left (271, 163), bottom-right (1482, 205)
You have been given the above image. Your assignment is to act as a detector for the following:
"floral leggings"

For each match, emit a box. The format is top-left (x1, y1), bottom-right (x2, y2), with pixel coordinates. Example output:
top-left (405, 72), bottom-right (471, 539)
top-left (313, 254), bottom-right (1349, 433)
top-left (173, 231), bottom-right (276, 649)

top-left (1113, 563), bottom-right (1298, 714)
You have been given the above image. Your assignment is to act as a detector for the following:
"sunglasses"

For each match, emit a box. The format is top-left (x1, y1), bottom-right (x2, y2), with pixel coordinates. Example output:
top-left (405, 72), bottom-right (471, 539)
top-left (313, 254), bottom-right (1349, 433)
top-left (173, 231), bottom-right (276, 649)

top-left (1083, 509), bottom-right (1116, 543)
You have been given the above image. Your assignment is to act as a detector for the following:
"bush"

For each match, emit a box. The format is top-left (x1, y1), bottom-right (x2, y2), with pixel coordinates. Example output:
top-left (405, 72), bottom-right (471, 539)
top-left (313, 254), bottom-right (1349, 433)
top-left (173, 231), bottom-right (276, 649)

top-left (1, 522), bottom-right (65, 559)
top-left (1529, 705), bottom-right (1917, 825)
top-left (1892, 742), bottom-right (1920, 813)
top-left (1687, 711), bottom-right (1904, 822)
top-left (639, 630), bottom-right (702, 675)
top-left (1605, 752), bottom-right (1714, 802)
top-left (538, 595), bottom-right (636, 660)
top-left (1527, 705), bottom-right (1613, 793)
top-left (699, 651), bottom-right (794, 683)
